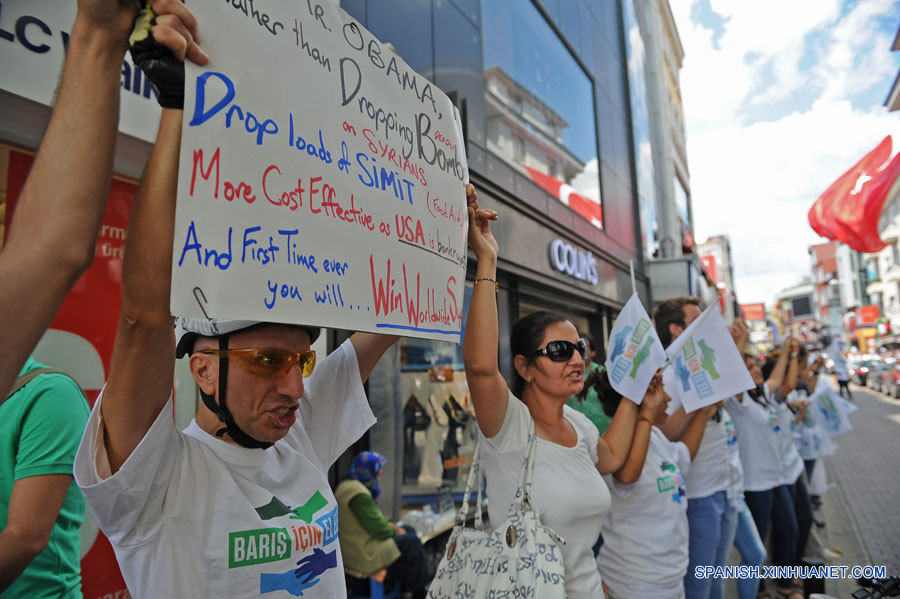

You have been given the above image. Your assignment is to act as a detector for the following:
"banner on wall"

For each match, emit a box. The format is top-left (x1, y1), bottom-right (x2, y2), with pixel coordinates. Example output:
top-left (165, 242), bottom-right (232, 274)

top-left (5, 150), bottom-right (133, 599)
top-left (172, 1), bottom-right (469, 342)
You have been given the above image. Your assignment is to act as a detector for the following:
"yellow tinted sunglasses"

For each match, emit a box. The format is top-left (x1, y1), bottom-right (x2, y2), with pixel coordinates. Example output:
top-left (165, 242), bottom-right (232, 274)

top-left (199, 348), bottom-right (316, 378)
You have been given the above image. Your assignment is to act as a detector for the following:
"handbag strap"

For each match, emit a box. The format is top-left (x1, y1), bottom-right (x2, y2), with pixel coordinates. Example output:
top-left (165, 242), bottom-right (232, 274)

top-left (3, 367), bottom-right (70, 406)
top-left (456, 414), bottom-right (539, 528)
top-left (457, 437), bottom-right (485, 529)
top-left (511, 417), bottom-right (538, 512)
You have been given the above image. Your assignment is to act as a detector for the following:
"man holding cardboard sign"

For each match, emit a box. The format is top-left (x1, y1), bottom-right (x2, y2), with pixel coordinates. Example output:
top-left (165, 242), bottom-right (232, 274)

top-left (73, 3), bottom-right (470, 596)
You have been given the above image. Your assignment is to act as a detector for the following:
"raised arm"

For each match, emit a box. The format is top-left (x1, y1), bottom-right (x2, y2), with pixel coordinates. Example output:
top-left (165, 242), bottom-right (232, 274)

top-left (349, 333), bottom-right (400, 383)
top-left (764, 340), bottom-right (792, 397)
top-left (781, 338), bottom-right (801, 397)
top-left (657, 406), bottom-right (695, 442)
top-left (613, 377), bottom-right (665, 484)
top-left (461, 186), bottom-right (507, 438)
top-left (100, 5), bottom-right (206, 474)
top-left (0, 1), bottom-right (139, 394)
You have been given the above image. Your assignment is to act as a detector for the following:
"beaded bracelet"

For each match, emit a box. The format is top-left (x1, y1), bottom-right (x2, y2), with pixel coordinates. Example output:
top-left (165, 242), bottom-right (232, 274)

top-left (637, 413), bottom-right (654, 426)
top-left (473, 278), bottom-right (499, 292)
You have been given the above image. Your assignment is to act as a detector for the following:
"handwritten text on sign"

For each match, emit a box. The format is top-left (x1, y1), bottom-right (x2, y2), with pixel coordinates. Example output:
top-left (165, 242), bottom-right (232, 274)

top-left (172, 0), bottom-right (469, 341)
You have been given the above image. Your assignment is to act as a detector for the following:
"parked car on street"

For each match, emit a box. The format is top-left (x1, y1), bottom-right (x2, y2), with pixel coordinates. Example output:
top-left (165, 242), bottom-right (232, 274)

top-left (864, 361), bottom-right (891, 390)
top-left (851, 360), bottom-right (881, 387)
top-left (878, 364), bottom-right (900, 398)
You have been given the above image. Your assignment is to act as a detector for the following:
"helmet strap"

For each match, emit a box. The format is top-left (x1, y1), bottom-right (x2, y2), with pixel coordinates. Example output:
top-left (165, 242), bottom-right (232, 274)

top-left (198, 334), bottom-right (272, 450)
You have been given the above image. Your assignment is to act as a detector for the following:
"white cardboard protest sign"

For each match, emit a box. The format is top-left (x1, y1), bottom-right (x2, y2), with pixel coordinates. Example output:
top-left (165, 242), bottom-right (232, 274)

top-left (604, 293), bottom-right (667, 404)
top-left (172, 1), bottom-right (469, 342)
top-left (664, 304), bottom-right (754, 412)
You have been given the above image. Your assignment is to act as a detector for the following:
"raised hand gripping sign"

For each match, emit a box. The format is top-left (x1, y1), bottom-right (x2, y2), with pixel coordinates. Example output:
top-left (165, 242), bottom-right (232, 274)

top-left (172, 1), bottom-right (469, 341)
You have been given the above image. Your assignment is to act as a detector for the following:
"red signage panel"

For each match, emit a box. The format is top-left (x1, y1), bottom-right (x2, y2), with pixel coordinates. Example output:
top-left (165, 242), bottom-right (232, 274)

top-left (5, 150), bottom-right (133, 599)
top-left (859, 304), bottom-right (879, 325)
top-left (741, 303), bottom-right (766, 322)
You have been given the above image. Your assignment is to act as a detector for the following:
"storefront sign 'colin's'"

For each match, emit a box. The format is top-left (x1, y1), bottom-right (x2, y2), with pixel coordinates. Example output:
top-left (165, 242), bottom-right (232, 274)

top-left (548, 239), bottom-right (599, 285)
top-left (173, 0), bottom-right (469, 342)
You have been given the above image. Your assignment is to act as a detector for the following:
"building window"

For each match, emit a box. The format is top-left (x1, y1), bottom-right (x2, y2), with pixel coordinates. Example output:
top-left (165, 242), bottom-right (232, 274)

top-left (514, 135), bottom-right (526, 162)
top-left (482, 0), bottom-right (602, 229)
top-left (624, 0), bottom-right (658, 259)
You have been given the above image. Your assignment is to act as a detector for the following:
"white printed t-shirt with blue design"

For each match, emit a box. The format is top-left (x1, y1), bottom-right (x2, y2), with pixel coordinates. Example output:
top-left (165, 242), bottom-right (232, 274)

top-left (74, 341), bottom-right (374, 598)
top-left (597, 426), bottom-right (692, 599)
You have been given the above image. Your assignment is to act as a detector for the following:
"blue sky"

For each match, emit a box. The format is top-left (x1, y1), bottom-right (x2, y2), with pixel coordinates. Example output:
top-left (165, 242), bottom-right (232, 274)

top-left (672, 0), bottom-right (900, 306)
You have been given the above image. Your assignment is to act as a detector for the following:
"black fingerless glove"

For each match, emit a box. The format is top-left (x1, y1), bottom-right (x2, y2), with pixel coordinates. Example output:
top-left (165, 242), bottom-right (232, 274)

top-left (128, 7), bottom-right (184, 109)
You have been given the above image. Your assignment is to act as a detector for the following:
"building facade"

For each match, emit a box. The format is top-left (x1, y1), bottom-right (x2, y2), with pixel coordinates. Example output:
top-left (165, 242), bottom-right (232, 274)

top-left (809, 241), bottom-right (844, 339)
top-left (698, 235), bottom-right (738, 321)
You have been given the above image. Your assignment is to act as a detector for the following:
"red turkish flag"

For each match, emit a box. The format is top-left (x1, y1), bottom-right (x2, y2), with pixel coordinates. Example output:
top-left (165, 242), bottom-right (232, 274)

top-left (808, 135), bottom-right (900, 253)
top-left (524, 166), bottom-right (603, 228)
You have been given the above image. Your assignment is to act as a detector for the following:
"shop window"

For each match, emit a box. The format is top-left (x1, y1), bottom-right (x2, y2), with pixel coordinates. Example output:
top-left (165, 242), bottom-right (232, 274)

top-left (482, 0), bottom-right (602, 229)
top-left (400, 284), bottom-right (476, 501)
top-left (624, 0), bottom-right (658, 259)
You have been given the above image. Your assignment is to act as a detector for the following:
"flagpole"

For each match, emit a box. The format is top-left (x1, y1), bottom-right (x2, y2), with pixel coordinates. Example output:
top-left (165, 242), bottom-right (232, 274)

top-left (629, 260), bottom-right (636, 295)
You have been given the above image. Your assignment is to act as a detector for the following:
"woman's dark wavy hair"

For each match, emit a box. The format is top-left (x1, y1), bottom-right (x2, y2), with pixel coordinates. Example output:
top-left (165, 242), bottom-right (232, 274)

top-left (510, 310), bottom-right (570, 397)
top-left (582, 368), bottom-right (621, 418)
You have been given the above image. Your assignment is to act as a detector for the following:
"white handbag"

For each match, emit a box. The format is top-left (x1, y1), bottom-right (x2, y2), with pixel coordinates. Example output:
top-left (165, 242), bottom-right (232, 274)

top-left (427, 419), bottom-right (567, 598)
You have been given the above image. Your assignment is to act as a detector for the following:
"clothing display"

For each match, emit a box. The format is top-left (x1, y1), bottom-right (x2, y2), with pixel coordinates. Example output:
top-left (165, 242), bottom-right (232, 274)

top-left (74, 341), bottom-right (373, 598)
top-left (1, 357), bottom-right (89, 599)
top-left (417, 395), bottom-right (447, 488)
top-left (598, 427), bottom-right (691, 599)
top-left (480, 391), bottom-right (610, 599)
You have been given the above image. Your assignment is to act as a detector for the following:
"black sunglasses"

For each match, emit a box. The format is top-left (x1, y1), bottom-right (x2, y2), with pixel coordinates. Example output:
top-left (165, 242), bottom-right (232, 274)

top-left (532, 338), bottom-right (588, 362)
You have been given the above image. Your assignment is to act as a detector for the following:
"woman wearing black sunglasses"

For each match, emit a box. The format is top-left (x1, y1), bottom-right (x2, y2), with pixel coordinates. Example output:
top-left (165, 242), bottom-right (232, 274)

top-left (462, 191), bottom-right (647, 598)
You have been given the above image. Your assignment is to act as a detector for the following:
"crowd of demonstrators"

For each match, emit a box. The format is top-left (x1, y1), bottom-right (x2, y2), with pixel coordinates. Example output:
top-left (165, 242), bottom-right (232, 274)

top-left (654, 298), bottom-right (741, 599)
top-left (0, 2), bottom-right (865, 599)
top-left (336, 452), bottom-right (429, 598)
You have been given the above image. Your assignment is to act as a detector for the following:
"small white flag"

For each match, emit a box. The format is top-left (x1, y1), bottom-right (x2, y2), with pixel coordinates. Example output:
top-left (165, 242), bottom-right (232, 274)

top-left (664, 303), bottom-right (754, 412)
top-left (604, 293), bottom-right (667, 404)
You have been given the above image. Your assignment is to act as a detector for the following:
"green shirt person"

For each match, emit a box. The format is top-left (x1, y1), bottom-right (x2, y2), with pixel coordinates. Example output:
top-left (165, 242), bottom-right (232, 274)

top-left (566, 334), bottom-right (612, 435)
top-left (1, 357), bottom-right (89, 598)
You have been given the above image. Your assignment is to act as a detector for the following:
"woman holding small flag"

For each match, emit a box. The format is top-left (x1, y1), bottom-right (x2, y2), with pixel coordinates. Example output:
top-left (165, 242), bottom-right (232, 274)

top-left (461, 189), bottom-right (641, 598)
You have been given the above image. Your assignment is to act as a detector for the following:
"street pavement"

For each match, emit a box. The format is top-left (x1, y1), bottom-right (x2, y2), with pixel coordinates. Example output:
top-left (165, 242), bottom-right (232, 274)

top-left (822, 383), bottom-right (900, 592)
top-left (724, 381), bottom-right (899, 599)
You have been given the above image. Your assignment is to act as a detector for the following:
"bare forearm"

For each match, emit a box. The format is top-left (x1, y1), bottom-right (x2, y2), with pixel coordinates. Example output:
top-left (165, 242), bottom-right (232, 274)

top-left (103, 109), bottom-right (183, 473)
top-left (462, 256), bottom-right (499, 376)
top-left (766, 350), bottom-right (790, 394)
top-left (598, 399), bottom-right (637, 473)
top-left (0, 24), bottom-right (129, 395)
top-left (0, 529), bottom-right (41, 591)
top-left (614, 420), bottom-right (651, 484)
top-left (782, 357), bottom-right (799, 397)
top-left (349, 333), bottom-right (399, 383)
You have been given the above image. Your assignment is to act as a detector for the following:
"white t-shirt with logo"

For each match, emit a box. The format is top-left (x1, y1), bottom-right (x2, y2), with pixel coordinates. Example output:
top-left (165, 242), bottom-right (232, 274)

top-left (74, 341), bottom-right (374, 599)
top-left (779, 391), bottom-right (806, 485)
top-left (722, 408), bottom-right (745, 500)
top-left (725, 390), bottom-right (783, 492)
top-left (597, 426), bottom-right (691, 599)
top-left (480, 391), bottom-right (610, 599)
top-left (685, 416), bottom-right (730, 499)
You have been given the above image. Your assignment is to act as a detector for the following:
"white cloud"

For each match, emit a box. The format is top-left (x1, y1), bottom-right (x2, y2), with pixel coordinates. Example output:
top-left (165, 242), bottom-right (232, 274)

top-left (672, 0), bottom-right (900, 307)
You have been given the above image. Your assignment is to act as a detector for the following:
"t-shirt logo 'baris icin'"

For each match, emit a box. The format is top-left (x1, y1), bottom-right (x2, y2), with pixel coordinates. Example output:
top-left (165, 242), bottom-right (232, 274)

top-left (228, 490), bottom-right (340, 596)
top-left (656, 461), bottom-right (687, 504)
